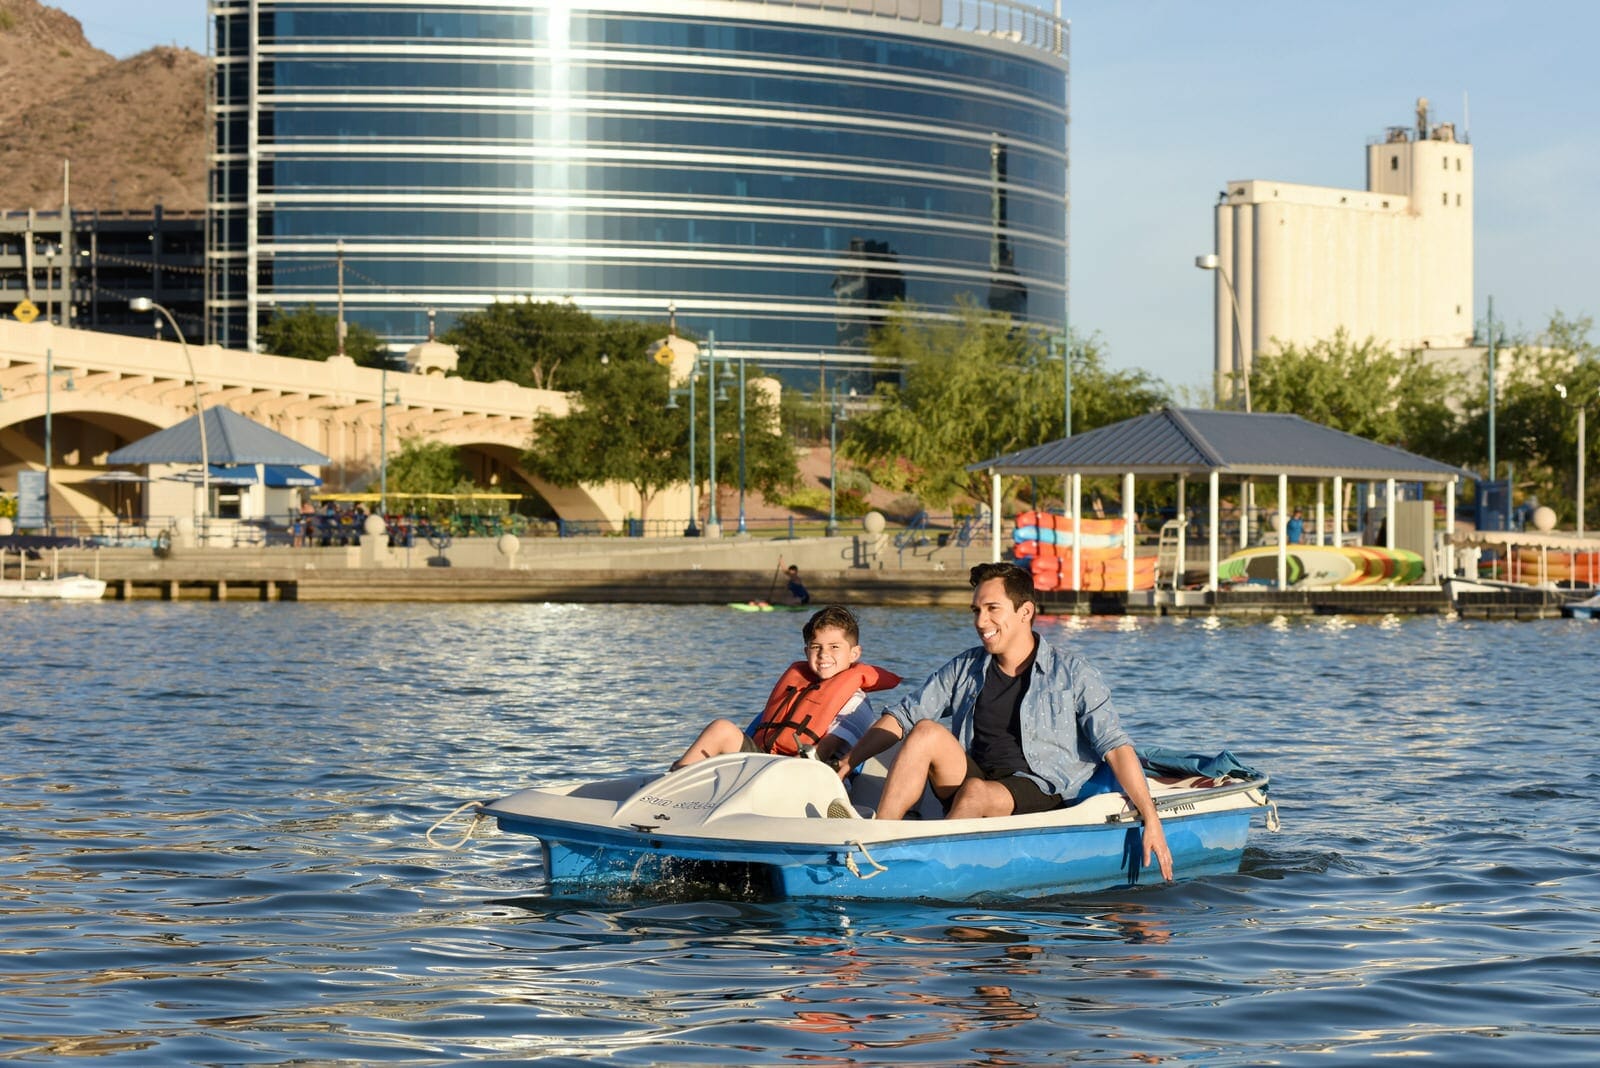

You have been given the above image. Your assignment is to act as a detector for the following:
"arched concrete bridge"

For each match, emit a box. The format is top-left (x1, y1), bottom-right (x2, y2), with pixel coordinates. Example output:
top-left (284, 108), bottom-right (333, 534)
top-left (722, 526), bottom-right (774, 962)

top-left (0, 319), bottom-right (659, 528)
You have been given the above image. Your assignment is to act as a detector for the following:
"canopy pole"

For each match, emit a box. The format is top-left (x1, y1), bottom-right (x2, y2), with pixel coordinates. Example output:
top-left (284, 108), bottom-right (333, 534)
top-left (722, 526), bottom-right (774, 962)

top-left (1444, 479), bottom-right (1457, 580)
top-left (1122, 472), bottom-right (1135, 589)
top-left (1332, 475), bottom-right (1344, 547)
top-left (1240, 479), bottom-right (1251, 552)
top-left (1175, 474), bottom-right (1187, 589)
top-left (1277, 472), bottom-right (1289, 589)
top-left (1069, 472), bottom-right (1081, 591)
top-left (990, 469), bottom-right (1002, 562)
top-left (1315, 481), bottom-right (1326, 546)
top-left (1208, 470), bottom-right (1220, 592)
top-left (1385, 479), bottom-right (1397, 551)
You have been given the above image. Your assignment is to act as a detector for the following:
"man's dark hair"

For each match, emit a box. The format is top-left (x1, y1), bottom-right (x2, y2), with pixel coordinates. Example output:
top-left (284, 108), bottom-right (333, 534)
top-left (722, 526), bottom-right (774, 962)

top-left (804, 604), bottom-right (860, 644)
top-left (969, 562), bottom-right (1036, 610)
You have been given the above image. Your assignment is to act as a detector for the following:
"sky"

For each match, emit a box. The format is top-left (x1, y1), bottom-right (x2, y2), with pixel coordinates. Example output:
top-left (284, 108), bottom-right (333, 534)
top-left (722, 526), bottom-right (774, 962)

top-left (54, 0), bottom-right (1600, 395)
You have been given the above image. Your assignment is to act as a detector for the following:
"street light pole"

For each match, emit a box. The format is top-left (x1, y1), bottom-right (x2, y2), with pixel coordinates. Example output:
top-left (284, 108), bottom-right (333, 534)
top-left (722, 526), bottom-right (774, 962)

top-left (379, 363), bottom-right (400, 518)
top-left (736, 354), bottom-right (747, 534)
top-left (130, 297), bottom-right (208, 534)
top-left (1049, 332), bottom-right (1071, 438)
top-left (707, 331), bottom-right (719, 531)
top-left (1194, 253), bottom-right (1250, 411)
top-left (827, 389), bottom-right (839, 536)
top-left (1556, 383), bottom-right (1591, 538)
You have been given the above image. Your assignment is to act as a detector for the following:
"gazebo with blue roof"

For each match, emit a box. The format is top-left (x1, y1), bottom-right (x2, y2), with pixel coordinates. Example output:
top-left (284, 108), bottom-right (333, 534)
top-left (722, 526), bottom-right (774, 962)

top-left (969, 407), bottom-right (1471, 594)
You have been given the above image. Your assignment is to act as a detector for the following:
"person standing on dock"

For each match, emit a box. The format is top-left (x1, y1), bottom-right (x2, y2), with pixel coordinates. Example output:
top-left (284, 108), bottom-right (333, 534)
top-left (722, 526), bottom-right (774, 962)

top-left (838, 562), bottom-right (1173, 880)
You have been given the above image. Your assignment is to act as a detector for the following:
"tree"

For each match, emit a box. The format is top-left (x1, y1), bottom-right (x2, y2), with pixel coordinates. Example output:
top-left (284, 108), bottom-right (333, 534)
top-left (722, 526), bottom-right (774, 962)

top-left (524, 352), bottom-right (797, 522)
top-left (381, 439), bottom-right (467, 495)
top-left (1479, 312), bottom-right (1600, 526)
top-left (259, 304), bottom-right (387, 367)
top-left (841, 300), bottom-right (1168, 507)
top-left (443, 298), bottom-right (661, 391)
top-left (1249, 329), bottom-right (1466, 457)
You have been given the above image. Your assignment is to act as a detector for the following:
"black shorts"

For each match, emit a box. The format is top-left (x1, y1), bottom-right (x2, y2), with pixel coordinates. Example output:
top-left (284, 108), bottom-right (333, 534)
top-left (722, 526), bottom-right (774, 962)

top-left (943, 756), bottom-right (1062, 816)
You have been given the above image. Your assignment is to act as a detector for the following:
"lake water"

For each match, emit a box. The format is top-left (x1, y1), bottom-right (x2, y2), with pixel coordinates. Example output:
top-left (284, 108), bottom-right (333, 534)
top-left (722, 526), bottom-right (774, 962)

top-left (3, 601), bottom-right (1597, 1065)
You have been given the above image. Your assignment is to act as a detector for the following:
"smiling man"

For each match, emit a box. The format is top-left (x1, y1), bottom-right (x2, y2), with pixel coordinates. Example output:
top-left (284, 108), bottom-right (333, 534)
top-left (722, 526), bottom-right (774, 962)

top-left (840, 562), bottom-right (1172, 879)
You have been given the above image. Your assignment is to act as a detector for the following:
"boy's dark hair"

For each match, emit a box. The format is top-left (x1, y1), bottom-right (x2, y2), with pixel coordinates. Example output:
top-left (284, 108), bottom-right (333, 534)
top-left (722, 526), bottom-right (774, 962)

top-left (803, 604), bottom-right (860, 644)
top-left (786, 564), bottom-right (799, 574)
top-left (969, 562), bottom-right (1036, 610)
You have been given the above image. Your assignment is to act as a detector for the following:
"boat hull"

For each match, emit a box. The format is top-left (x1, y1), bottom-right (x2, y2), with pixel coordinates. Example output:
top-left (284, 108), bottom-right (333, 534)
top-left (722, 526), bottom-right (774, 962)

top-left (481, 754), bottom-right (1271, 902)
top-left (504, 807), bottom-right (1256, 902)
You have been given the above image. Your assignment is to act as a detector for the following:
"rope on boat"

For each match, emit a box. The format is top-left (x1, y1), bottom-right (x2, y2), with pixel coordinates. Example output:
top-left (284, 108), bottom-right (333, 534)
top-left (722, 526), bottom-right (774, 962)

top-left (1264, 799), bottom-right (1281, 832)
top-left (844, 840), bottom-right (888, 880)
top-left (426, 800), bottom-right (487, 851)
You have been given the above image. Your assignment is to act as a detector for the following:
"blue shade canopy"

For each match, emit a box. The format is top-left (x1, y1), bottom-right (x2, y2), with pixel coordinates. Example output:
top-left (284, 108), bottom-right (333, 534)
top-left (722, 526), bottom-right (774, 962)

top-left (107, 408), bottom-right (331, 467)
top-left (263, 465), bottom-right (322, 488)
top-left (971, 408), bottom-right (1471, 483)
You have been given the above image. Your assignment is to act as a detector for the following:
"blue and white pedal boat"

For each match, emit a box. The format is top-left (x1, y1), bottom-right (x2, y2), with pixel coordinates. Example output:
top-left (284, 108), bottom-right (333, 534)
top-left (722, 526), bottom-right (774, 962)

top-left (478, 752), bottom-right (1276, 902)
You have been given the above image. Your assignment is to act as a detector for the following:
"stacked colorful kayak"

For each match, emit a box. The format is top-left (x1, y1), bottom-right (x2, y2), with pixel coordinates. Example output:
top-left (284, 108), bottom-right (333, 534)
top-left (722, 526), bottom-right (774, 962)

top-left (1013, 511), bottom-right (1154, 591)
top-left (1508, 549), bottom-right (1600, 586)
top-left (1218, 545), bottom-right (1425, 587)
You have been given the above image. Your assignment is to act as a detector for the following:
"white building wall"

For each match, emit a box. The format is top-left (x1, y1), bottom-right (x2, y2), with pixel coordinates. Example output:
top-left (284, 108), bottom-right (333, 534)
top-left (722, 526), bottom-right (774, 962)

top-left (1211, 105), bottom-right (1474, 400)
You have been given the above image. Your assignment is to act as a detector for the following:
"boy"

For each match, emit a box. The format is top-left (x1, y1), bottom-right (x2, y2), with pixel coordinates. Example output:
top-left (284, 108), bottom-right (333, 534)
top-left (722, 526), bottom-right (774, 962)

top-left (671, 605), bottom-right (899, 770)
top-left (785, 564), bottom-right (811, 605)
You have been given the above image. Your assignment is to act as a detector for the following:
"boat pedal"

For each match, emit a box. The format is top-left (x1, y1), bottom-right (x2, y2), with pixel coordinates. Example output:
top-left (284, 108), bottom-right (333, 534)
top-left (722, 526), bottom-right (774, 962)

top-left (826, 799), bottom-right (854, 819)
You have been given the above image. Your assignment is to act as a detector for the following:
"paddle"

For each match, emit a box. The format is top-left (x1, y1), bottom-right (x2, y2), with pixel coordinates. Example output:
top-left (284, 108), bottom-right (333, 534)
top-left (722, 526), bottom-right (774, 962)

top-left (764, 555), bottom-right (783, 604)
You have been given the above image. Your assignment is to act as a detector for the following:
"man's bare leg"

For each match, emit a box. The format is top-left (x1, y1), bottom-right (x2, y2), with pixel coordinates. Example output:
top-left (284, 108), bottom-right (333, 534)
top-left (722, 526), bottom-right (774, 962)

top-left (876, 720), bottom-right (970, 819)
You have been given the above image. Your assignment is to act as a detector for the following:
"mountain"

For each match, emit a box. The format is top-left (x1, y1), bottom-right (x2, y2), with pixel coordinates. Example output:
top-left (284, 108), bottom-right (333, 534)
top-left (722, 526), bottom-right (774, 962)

top-left (0, 0), bottom-right (206, 213)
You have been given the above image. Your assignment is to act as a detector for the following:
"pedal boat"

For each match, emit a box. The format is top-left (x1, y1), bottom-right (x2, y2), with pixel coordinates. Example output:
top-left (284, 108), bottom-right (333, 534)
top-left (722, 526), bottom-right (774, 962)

top-left (478, 751), bottom-right (1275, 902)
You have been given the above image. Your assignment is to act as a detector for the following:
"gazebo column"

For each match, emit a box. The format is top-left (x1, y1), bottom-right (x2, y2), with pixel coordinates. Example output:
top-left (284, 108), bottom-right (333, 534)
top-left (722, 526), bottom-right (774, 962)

top-left (1385, 478), bottom-right (1397, 550)
top-left (1332, 475), bottom-right (1344, 547)
top-left (1239, 479), bottom-right (1251, 551)
top-left (1122, 472), bottom-right (1136, 589)
top-left (1176, 474), bottom-right (1187, 589)
top-left (990, 469), bottom-right (1002, 562)
top-left (1069, 472), bottom-right (1081, 591)
top-left (1208, 470), bottom-right (1220, 592)
top-left (1444, 478), bottom-right (1457, 580)
top-left (1315, 481), bottom-right (1326, 546)
top-left (1277, 472), bottom-right (1289, 589)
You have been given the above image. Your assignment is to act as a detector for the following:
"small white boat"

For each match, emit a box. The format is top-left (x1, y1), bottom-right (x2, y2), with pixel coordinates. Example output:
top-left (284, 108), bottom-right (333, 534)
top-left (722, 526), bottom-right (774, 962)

top-left (0, 573), bottom-right (107, 600)
top-left (474, 750), bottom-right (1276, 902)
top-left (1561, 593), bottom-right (1600, 620)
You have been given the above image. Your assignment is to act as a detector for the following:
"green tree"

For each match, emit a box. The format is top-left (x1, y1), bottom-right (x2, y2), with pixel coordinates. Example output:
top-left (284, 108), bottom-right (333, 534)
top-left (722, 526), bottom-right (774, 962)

top-left (524, 352), bottom-right (797, 522)
top-left (1481, 312), bottom-right (1600, 526)
top-left (1249, 329), bottom-right (1466, 458)
top-left (841, 300), bottom-right (1167, 507)
top-left (259, 304), bottom-right (387, 367)
top-left (443, 298), bottom-right (660, 391)
top-left (381, 439), bottom-right (467, 495)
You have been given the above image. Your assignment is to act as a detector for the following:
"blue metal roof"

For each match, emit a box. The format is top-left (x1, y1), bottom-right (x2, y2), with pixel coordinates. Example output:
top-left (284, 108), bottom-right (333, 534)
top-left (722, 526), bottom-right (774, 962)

top-left (972, 408), bottom-right (1468, 482)
top-left (107, 408), bottom-right (331, 467)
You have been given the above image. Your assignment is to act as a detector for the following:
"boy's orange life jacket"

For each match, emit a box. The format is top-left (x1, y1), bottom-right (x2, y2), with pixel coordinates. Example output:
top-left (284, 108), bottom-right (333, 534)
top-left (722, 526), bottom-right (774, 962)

top-left (749, 661), bottom-right (903, 756)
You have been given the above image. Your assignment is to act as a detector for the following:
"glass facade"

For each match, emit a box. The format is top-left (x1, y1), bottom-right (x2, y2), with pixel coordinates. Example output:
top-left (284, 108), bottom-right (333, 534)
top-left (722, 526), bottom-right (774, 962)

top-left (207, 1), bottom-right (1068, 378)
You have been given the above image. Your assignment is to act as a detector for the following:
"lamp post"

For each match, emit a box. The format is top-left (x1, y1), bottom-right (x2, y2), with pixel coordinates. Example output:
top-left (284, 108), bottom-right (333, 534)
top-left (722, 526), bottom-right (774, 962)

top-left (41, 348), bottom-right (75, 531)
top-left (1194, 253), bottom-right (1251, 412)
top-left (378, 362), bottom-right (400, 517)
top-left (1555, 383), bottom-right (1592, 538)
top-left (736, 354), bottom-right (747, 534)
top-left (827, 389), bottom-right (841, 536)
top-left (130, 297), bottom-right (208, 533)
top-left (44, 245), bottom-right (55, 325)
top-left (666, 362), bottom-right (699, 536)
top-left (1049, 332), bottom-right (1071, 438)
top-left (706, 331), bottom-right (719, 532)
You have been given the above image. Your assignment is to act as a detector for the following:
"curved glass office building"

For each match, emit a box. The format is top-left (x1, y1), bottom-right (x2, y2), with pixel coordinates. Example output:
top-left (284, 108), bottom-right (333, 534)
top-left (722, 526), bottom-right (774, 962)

top-left (207, 1), bottom-right (1068, 376)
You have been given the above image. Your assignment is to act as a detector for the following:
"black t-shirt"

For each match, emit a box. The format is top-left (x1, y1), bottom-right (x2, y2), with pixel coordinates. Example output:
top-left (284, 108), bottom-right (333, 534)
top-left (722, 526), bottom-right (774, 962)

top-left (968, 647), bottom-right (1037, 777)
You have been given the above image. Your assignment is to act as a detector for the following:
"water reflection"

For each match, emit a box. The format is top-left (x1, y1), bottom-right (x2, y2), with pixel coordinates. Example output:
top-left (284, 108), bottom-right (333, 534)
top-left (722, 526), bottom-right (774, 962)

top-left (2, 604), bottom-right (1597, 1064)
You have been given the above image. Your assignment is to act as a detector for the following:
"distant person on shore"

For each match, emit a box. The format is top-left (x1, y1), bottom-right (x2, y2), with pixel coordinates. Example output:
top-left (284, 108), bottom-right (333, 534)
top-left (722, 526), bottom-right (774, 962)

top-left (671, 605), bottom-right (900, 771)
top-left (836, 562), bottom-right (1174, 880)
top-left (786, 564), bottom-right (811, 605)
top-left (1286, 509), bottom-right (1305, 545)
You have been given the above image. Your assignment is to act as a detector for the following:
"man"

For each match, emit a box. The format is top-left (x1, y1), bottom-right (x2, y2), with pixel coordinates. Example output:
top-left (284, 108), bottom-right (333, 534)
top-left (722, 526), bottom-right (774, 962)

top-left (839, 561), bottom-right (1173, 880)
top-left (785, 564), bottom-right (812, 606)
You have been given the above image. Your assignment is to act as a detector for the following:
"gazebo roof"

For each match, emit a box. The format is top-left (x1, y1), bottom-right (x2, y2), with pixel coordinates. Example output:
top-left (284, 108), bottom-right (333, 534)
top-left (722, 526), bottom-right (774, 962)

top-left (972, 408), bottom-right (1468, 483)
top-left (106, 408), bottom-right (331, 467)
